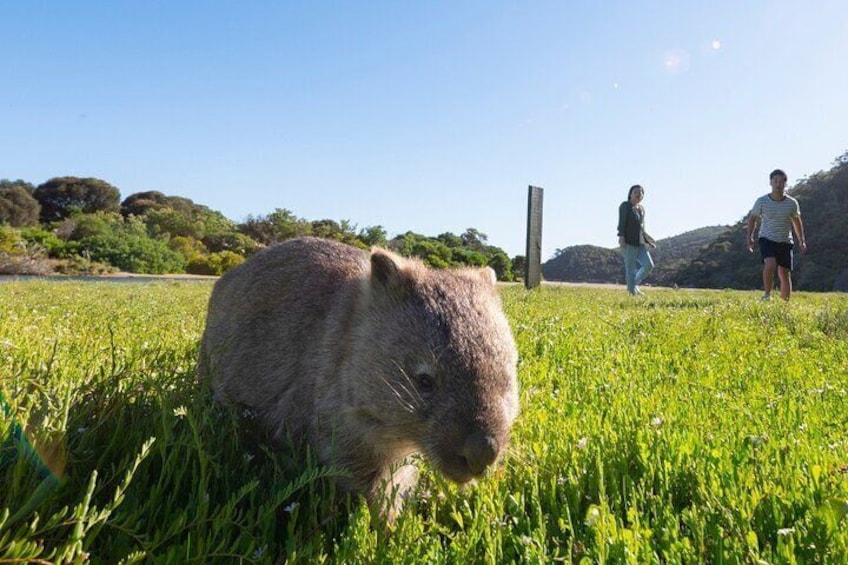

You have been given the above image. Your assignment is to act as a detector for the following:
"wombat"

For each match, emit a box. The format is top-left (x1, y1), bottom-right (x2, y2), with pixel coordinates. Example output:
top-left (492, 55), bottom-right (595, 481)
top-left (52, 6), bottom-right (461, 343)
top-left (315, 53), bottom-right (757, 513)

top-left (198, 237), bottom-right (519, 519)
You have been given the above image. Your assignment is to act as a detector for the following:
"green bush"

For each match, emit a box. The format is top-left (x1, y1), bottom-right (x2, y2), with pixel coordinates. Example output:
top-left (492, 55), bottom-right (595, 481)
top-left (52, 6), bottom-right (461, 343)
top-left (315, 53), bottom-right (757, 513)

top-left (168, 235), bottom-right (208, 261)
top-left (20, 226), bottom-right (67, 256)
top-left (186, 251), bottom-right (244, 276)
top-left (0, 224), bottom-right (25, 255)
top-left (71, 233), bottom-right (187, 274)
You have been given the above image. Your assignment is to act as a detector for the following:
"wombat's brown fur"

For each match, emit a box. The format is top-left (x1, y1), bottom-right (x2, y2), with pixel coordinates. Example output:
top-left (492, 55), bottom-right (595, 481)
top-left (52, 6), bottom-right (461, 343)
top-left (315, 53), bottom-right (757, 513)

top-left (198, 237), bottom-right (519, 519)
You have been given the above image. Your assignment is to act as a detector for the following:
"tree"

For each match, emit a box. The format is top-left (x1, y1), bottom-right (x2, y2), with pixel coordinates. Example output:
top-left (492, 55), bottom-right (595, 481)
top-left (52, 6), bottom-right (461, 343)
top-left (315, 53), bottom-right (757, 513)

top-left (311, 219), bottom-right (361, 246)
top-left (33, 177), bottom-right (121, 222)
top-left (358, 225), bottom-right (388, 248)
top-left (411, 240), bottom-right (453, 268)
top-left (0, 179), bottom-right (35, 194)
top-left (487, 249), bottom-right (514, 282)
top-left (238, 208), bottom-right (312, 245)
top-left (121, 191), bottom-right (170, 216)
top-left (511, 256), bottom-right (526, 280)
top-left (0, 180), bottom-right (40, 227)
top-left (388, 231), bottom-right (428, 257)
top-left (460, 228), bottom-right (488, 250)
top-left (145, 208), bottom-right (203, 239)
top-left (450, 247), bottom-right (487, 267)
top-left (201, 232), bottom-right (261, 256)
top-left (436, 232), bottom-right (463, 248)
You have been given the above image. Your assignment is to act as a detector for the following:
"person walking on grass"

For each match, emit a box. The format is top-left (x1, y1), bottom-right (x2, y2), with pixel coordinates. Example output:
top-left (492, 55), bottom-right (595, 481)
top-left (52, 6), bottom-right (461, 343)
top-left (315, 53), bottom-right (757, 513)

top-left (618, 184), bottom-right (656, 296)
top-left (746, 168), bottom-right (807, 301)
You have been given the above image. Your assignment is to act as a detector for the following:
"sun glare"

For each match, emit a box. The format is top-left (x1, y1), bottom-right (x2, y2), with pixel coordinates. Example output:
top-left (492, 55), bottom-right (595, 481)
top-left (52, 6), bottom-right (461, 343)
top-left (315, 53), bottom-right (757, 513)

top-left (662, 48), bottom-right (691, 74)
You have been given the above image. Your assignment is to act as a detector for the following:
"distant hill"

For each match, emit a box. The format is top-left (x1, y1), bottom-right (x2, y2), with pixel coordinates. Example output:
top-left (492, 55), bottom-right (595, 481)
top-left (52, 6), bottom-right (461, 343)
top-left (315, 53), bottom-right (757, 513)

top-left (545, 153), bottom-right (848, 291)
top-left (650, 226), bottom-right (731, 286)
top-left (541, 244), bottom-right (622, 284)
top-left (542, 225), bottom-right (728, 285)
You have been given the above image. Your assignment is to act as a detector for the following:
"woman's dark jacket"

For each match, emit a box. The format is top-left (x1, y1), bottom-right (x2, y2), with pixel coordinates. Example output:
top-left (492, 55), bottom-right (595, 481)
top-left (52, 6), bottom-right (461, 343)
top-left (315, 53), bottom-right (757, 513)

top-left (618, 201), bottom-right (646, 246)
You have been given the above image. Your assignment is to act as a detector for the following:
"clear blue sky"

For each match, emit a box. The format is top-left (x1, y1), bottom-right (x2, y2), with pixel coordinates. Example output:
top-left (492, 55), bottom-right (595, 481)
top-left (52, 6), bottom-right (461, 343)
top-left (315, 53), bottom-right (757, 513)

top-left (3, 1), bottom-right (847, 258)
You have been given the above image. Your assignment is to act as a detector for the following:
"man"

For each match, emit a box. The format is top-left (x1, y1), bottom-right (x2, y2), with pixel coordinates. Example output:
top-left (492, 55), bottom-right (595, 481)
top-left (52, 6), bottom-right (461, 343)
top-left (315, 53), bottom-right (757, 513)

top-left (746, 169), bottom-right (807, 301)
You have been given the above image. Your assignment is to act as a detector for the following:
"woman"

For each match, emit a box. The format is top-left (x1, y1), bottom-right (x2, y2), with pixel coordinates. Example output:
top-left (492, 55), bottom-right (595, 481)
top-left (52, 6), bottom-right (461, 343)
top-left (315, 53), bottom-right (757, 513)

top-left (617, 184), bottom-right (656, 295)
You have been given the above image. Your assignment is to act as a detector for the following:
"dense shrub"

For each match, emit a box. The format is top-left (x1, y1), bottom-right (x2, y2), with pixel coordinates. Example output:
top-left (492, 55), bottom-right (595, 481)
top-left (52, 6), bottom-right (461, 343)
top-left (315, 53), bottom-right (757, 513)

top-left (70, 233), bottom-right (187, 274)
top-left (0, 225), bottom-right (53, 275)
top-left (186, 250), bottom-right (244, 275)
top-left (19, 227), bottom-right (67, 256)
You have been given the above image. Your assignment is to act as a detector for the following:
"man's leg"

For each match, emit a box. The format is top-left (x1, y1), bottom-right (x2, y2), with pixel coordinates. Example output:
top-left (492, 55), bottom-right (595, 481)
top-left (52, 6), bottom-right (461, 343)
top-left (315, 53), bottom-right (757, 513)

top-left (762, 257), bottom-right (777, 297)
top-left (777, 267), bottom-right (792, 300)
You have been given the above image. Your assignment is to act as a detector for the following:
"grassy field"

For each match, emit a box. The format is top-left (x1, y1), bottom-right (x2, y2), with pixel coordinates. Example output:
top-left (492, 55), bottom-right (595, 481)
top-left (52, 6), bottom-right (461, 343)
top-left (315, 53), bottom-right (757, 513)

top-left (1, 280), bottom-right (847, 563)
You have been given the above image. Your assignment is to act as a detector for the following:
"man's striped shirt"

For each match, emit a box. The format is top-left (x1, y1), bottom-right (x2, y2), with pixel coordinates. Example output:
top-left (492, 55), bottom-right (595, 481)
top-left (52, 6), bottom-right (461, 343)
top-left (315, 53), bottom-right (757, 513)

top-left (750, 194), bottom-right (800, 243)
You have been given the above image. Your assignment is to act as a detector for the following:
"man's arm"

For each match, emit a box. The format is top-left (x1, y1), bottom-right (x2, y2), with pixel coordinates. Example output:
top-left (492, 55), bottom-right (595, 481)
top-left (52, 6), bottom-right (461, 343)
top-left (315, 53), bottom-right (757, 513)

top-left (745, 214), bottom-right (758, 252)
top-left (792, 215), bottom-right (807, 253)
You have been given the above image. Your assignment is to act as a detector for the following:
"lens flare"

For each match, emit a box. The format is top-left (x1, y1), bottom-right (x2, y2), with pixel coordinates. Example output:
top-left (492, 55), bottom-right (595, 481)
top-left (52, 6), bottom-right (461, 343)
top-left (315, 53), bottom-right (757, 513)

top-left (662, 48), bottom-right (691, 74)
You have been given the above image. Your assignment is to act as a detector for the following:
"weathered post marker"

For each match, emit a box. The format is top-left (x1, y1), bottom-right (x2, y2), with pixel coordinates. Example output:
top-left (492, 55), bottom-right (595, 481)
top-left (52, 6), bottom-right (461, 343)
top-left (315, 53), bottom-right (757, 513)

top-left (525, 185), bottom-right (543, 290)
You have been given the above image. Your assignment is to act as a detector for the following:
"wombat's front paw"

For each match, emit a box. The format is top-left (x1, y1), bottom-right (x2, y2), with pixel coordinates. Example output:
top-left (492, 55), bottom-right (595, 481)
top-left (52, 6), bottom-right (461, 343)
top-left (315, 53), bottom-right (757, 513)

top-left (370, 463), bottom-right (419, 526)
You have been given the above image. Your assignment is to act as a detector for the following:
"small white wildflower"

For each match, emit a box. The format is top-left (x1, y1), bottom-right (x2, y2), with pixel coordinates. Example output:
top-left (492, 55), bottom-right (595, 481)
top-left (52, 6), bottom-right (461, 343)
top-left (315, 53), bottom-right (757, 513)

top-left (76, 427), bottom-right (88, 434)
top-left (777, 528), bottom-right (795, 536)
top-left (576, 437), bottom-right (588, 450)
top-left (283, 502), bottom-right (299, 513)
top-left (173, 406), bottom-right (187, 418)
top-left (252, 545), bottom-right (267, 559)
top-left (651, 417), bottom-right (664, 428)
top-left (520, 535), bottom-right (533, 546)
top-left (585, 505), bottom-right (601, 527)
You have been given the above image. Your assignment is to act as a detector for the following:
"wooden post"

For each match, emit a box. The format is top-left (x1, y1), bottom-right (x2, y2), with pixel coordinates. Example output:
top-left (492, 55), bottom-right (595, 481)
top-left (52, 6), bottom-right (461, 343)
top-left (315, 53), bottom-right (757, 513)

top-left (525, 185), bottom-right (543, 289)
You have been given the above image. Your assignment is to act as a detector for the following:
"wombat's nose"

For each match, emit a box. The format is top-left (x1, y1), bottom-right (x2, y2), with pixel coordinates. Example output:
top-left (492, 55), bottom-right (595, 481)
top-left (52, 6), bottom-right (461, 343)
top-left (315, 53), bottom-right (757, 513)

top-left (461, 430), bottom-right (499, 475)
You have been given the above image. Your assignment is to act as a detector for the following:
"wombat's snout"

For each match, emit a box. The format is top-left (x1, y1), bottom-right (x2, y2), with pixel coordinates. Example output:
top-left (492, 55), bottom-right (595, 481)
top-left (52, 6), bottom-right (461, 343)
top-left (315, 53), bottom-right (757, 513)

top-left (460, 430), bottom-right (500, 476)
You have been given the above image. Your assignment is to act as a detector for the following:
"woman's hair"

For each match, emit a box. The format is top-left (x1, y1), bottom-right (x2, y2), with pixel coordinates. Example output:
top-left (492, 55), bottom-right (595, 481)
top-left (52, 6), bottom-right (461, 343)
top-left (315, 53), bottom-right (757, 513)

top-left (628, 184), bottom-right (643, 199)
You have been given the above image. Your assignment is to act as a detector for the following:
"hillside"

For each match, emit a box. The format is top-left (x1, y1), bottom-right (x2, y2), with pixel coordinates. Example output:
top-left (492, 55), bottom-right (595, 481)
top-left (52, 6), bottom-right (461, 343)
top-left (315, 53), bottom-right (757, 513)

top-left (541, 244), bottom-right (622, 284)
top-left (545, 152), bottom-right (848, 291)
top-left (542, 225), bottom-right (728, 285)
top-left (677, 155), bottom-right (848, 291)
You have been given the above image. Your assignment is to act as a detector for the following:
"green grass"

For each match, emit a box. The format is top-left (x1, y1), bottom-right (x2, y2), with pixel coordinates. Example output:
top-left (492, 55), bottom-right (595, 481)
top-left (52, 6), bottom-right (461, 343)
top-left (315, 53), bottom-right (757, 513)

top-left (1, 280), bottom-right (847, 563)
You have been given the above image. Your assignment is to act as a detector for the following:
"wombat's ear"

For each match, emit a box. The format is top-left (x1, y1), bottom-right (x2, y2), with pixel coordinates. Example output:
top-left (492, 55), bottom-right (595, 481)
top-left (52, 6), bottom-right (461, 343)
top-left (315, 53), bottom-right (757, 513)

top-left (479, 267), bottom-right (497, 286)
top-left (370, 249), bottom-right (413, 299)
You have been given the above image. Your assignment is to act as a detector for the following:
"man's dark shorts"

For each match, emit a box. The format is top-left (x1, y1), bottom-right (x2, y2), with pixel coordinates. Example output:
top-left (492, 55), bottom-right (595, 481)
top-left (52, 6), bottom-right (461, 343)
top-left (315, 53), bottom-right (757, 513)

top-left (759, 237), bottom-right (794, 270)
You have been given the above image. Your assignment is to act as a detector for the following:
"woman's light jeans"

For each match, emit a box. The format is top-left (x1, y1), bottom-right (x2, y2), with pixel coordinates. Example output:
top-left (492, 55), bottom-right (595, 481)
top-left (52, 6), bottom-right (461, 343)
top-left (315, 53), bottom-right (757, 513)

top-left (623, 244), bottom-right (654, 295)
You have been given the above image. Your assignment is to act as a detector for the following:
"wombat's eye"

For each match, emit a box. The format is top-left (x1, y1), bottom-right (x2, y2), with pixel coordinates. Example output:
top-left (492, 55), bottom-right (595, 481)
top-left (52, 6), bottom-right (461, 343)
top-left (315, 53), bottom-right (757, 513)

top-left (416, 373), bottom-right (435, 394)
